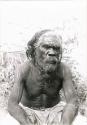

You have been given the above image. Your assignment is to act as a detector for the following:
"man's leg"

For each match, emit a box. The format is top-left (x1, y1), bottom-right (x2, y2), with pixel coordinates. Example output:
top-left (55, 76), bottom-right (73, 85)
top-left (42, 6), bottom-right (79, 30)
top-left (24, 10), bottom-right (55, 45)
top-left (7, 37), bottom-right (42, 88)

top-left (19, 103), bottom-right (41, 125)
top-left (1, 103), bottom-right (41, 125)
top-left (46, 101), bottom-right (66, 125)
top-left (47, 102), bottom-right (87, 125)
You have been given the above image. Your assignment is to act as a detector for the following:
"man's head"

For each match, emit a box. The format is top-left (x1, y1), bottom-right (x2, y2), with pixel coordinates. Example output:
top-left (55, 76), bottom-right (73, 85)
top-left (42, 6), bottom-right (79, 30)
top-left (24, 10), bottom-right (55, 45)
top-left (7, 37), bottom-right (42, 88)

top-left (26, 29), bottom-right (62, 72)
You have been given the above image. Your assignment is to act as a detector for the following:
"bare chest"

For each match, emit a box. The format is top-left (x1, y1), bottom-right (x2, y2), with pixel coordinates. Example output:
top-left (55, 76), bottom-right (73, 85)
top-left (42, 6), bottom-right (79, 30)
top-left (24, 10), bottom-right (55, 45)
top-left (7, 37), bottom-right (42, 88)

top-left (24, 71), bottom-right (63, 97)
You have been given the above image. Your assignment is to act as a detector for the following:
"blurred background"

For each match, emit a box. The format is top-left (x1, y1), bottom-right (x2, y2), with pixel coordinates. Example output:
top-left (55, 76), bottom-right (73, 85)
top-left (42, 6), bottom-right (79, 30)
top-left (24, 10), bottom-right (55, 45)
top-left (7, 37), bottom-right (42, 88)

top-left (0, 0), bottom-right (87, 119)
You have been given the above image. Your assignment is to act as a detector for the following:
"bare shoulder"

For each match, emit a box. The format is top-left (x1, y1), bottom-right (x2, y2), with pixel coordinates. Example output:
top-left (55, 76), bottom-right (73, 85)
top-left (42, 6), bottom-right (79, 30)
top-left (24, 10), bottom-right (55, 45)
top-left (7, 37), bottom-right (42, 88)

top-left (21, 60), bottom-right (31, 72)
top-left (61, 62), bottom-right (72, 79)
top-left (15, 60), bottom-right (32, 80)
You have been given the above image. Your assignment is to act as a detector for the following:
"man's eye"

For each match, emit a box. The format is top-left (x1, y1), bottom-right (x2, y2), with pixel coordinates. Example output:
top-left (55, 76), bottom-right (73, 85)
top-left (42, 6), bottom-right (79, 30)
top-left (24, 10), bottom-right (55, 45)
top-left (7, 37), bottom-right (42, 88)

top-left (57, 47), bottom-right (60, 50)
top-left (54, 47), bottom-right (60, 51)
top-left (43, 45), bottom-right (50, 49)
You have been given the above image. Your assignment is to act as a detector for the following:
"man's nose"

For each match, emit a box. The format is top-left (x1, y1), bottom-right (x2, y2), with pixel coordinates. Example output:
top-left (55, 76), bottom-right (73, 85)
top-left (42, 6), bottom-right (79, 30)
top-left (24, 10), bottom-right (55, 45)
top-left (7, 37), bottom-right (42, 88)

top-left (47, 49), bottom-right (56, 56)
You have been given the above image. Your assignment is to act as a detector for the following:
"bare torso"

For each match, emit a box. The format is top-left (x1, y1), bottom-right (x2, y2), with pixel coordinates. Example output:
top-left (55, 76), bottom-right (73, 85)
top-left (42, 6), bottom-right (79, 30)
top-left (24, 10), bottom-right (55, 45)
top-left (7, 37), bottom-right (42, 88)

top-left (21, 62), bottom-right (63, 109)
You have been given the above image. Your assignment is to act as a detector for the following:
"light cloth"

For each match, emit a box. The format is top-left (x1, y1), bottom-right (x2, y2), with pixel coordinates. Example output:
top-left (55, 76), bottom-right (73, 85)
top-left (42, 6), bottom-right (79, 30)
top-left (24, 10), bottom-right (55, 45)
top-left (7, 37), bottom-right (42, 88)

top-left (19, 101), bottom-right (66, 125)
top-left (0, 101), bottom-right (87, 125)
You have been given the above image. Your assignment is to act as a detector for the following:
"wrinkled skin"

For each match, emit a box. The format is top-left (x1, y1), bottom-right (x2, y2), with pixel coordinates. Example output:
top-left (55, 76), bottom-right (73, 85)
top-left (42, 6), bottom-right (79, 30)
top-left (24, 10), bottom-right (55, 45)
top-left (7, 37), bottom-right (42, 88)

top-left (8, 32), bottom-right (78, 125)
top-left (35, 34), bottom-right (62, 73)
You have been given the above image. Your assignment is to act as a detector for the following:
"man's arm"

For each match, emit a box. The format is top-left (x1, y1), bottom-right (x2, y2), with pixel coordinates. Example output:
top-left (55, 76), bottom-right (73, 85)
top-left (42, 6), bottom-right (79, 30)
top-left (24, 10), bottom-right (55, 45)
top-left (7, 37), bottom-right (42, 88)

top-left (60, 64), bottom-right (79, 125)
top-left (8, 64), bottom-right (31, 125)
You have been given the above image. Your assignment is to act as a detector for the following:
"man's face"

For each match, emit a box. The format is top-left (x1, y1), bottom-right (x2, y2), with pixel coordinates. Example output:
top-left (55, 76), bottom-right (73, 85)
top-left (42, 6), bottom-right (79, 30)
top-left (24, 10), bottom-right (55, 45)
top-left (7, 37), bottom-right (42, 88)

top-left (35, 34), bottom-right (62, 72)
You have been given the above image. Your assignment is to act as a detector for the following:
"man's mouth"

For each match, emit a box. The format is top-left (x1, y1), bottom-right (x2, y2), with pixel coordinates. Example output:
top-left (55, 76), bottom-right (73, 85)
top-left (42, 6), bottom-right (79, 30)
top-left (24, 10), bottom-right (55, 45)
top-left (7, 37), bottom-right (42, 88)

top-left (46, 59), bottom-right (57, 64)
top-left (49, 60), bottom-right (57, 64)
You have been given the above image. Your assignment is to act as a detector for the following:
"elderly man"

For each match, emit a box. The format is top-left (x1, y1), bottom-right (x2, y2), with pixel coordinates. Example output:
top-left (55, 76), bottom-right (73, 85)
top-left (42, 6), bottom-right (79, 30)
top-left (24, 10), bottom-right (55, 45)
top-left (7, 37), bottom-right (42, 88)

top-left (7, 29), bottom-right (79, 125)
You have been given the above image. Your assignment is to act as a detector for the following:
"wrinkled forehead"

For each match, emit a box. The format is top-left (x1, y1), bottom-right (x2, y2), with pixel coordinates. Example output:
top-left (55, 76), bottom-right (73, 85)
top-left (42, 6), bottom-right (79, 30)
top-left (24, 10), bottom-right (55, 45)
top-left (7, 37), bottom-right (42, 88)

top-left (37, 32), bottom-right (62, 47)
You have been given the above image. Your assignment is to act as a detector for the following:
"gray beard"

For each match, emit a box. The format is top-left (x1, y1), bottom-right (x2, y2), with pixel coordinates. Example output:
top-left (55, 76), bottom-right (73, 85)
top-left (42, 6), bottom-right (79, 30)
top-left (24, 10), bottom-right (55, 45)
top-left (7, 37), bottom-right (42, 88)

top-left (35, 61), bottom-right (58, 74)
top-left (44, 64), bottom-right (57, 73)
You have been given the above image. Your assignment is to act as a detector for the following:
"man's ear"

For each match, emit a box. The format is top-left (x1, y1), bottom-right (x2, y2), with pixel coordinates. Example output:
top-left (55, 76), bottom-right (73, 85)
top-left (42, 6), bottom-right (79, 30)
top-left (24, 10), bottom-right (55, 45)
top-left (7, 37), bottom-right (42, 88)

top-left (26, 46), bottom-right (34, 58)
top-left (26, 49), bottom-right (29, 58)
top-left (26, 49), bottom-right (30, 59)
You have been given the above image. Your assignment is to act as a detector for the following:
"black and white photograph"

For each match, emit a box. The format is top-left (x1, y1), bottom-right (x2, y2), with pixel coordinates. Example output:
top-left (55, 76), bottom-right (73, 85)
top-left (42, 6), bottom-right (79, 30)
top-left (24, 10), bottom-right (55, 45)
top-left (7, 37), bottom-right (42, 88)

top-left (0, 0), bottom-right (87, 125)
